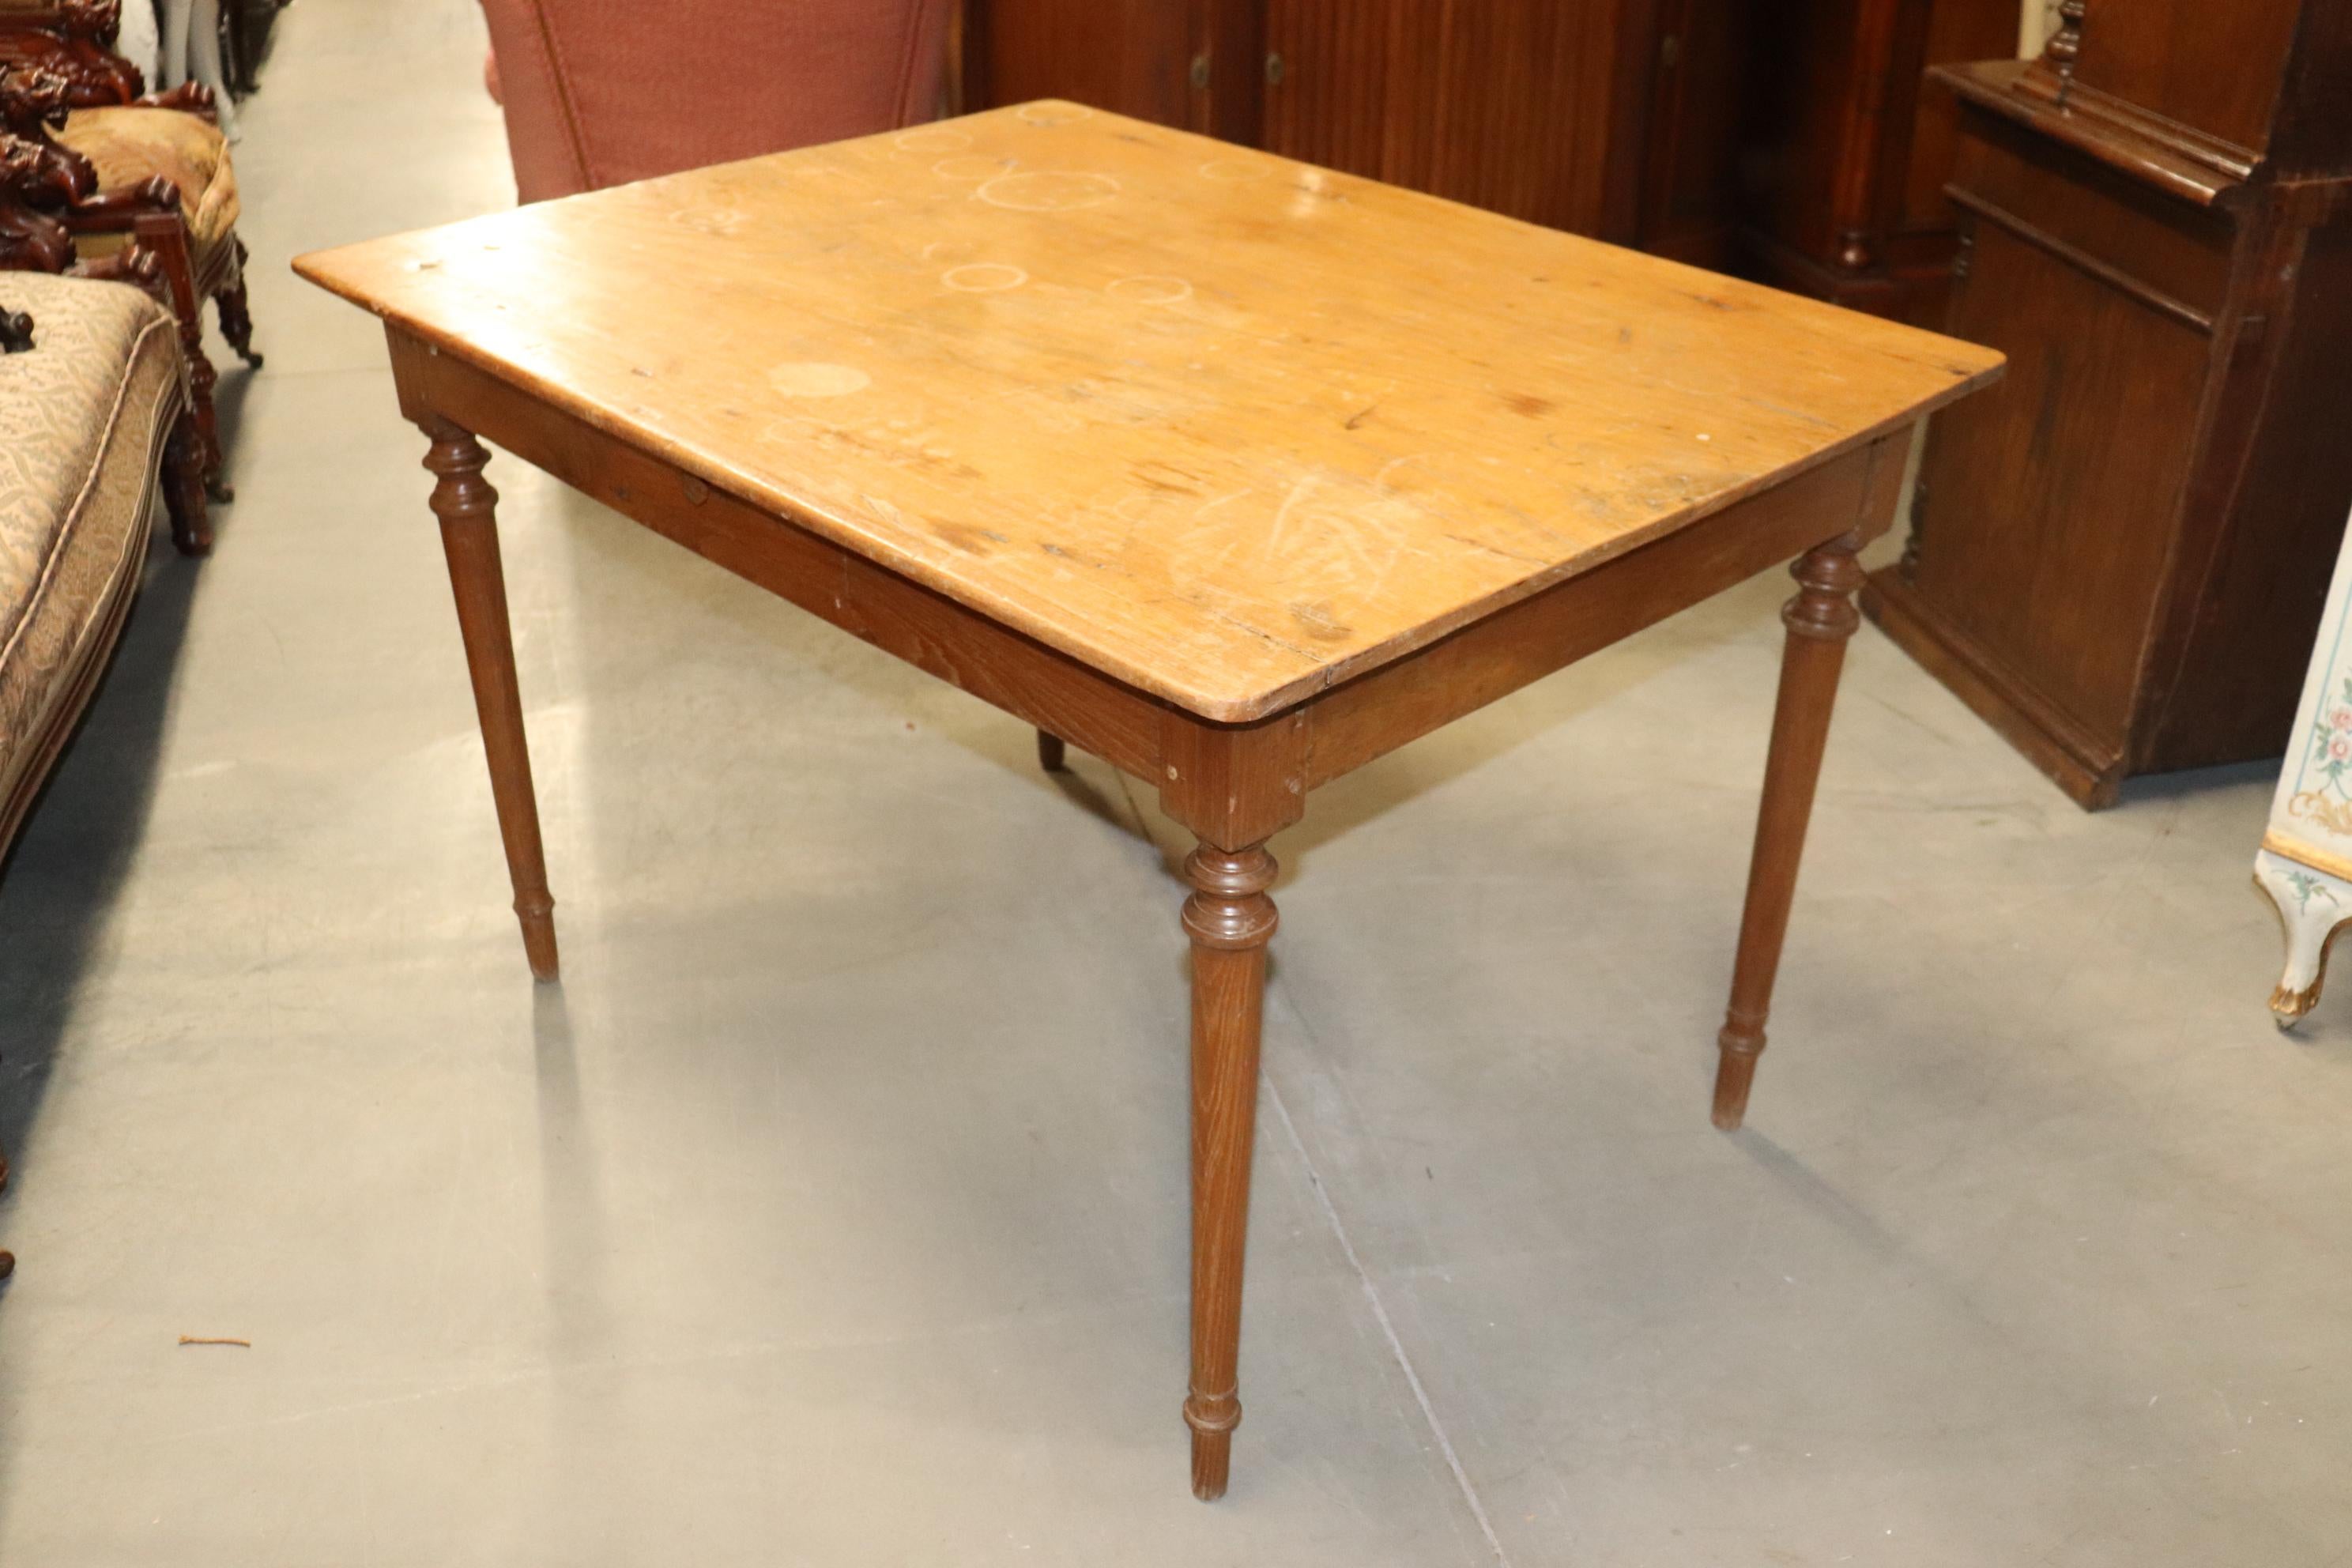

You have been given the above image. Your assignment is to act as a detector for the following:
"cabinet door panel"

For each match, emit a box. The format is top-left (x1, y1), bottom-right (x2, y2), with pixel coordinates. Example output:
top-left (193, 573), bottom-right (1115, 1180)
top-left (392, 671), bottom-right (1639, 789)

top-left (1914, 213), bottom-right (2206, 737)
top-left (1262, 0), bottom-right (1632, 234)
top-left (1261, 0), bottom-right (1393, 179)
top-left (967, 0), bottom-right (1200, 129)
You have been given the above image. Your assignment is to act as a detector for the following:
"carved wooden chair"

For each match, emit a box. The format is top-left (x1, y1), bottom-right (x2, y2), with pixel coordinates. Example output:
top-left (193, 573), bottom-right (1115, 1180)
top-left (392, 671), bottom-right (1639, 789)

top-left (475, 0), bottom-right (954, 202)
top-left (2, 1), bottom-right (256, 501)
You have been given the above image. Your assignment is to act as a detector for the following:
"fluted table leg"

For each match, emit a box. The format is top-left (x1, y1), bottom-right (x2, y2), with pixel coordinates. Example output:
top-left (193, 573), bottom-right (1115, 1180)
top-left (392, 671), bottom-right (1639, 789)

top-left (1181, 840), bottom-right (1277, 1500)
top-left (422, 419), bottom-right (560, 982)
top-left (1714, 530), bottom-right (1865, 1129)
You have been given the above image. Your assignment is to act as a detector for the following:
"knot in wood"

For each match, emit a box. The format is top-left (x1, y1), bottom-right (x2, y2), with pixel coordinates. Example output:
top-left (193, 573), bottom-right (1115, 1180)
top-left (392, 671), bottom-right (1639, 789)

top-left (1181, 845), bottom-right (1279, 950)
top-left (1183, 1387), bottom-right (1242, 1436)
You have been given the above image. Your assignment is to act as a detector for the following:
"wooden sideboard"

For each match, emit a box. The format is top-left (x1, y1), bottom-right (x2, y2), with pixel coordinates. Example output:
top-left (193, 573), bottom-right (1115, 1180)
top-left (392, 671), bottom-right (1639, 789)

top-left (1865, 2), bottom-right (2352, 806)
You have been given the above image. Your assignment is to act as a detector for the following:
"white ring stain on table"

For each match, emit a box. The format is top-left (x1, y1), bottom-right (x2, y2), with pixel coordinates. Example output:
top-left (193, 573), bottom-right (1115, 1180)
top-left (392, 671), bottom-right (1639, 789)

top-left (768, 362), bottom-right (872, 397)
top-left (943, 263), bottom-right (1029, 293)
top-left (1108, 275), bottom-right (1193, 306)
top-left (932, 154), bottom-right (1015, 182)
top-left (978, 172), bottom-right (1121, 211)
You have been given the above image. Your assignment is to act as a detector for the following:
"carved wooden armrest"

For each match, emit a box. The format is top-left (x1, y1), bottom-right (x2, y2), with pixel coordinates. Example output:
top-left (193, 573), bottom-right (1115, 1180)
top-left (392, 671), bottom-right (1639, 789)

top-left (1, 66), bottom-right (101, 201)
top-left (0, 131), bottom-right (74, 270)
top-left (74, 232), bottom-right (163, 292)
top-left (58, 173), bottom-right (182, 229)
top-left (0, 1), bottom-right (145, 107)
top-left (134, 81), bottom-right (217, 122)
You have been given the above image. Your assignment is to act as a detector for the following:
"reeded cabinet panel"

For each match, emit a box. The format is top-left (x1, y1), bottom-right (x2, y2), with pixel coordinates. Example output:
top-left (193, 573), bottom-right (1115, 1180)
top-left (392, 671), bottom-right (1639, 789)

top-left (963, 0), bottom-right (1202, 130)
top-left (1261, 0), bottom-right (1631, 234)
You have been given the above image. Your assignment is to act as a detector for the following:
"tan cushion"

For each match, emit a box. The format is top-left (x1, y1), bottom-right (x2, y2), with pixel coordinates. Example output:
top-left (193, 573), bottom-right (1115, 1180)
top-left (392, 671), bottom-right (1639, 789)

top-left (55, 104), bottom-right (242, 262)
top-left (0, 272), bottom-right (180, 801)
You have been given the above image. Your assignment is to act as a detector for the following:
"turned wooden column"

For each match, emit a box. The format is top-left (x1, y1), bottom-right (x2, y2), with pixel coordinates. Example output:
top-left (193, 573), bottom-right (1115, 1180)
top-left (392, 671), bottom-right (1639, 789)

top-left (1180, 839), bottom-right (1277, 1501)
top-left (1714, 530), bottom-right (1864, 1129)
top-left (421, 419), bottom-right (560, 981)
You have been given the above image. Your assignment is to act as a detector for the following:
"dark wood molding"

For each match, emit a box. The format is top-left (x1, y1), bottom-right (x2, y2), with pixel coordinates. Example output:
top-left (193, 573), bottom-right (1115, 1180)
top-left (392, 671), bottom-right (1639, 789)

top-left (1944, 183), bottom-right (2215, 333)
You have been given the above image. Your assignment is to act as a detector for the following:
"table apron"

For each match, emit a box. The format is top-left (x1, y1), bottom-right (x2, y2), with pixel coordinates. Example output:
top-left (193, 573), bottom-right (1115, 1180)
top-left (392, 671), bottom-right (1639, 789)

top-left (388, 327), bottom-right (1176, 782)
top-left (390, 326), bottom-right (1906, 818)
top-left (1302, 431), bottom-right (1907, 785)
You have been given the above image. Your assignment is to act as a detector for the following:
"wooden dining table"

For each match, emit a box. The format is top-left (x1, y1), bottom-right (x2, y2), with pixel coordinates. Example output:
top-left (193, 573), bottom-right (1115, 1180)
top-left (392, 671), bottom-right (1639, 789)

top-left (295, 101), bottom-right (2001, 1500)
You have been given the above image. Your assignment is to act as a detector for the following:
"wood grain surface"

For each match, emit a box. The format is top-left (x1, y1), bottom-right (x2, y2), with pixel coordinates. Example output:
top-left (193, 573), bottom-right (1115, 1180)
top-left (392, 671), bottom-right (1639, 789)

top-left (296, 101), bottom-right (2000, 722)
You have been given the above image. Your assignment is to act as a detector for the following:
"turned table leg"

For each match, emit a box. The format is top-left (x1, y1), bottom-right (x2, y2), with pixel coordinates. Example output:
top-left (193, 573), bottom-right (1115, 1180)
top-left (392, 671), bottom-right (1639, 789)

top-left (1714, 530), bottom-right (1864, 1129)
top-left (422, 419), bottom-right (560, 982)
top-left (1181, 840), bottom-right (1277, 1500)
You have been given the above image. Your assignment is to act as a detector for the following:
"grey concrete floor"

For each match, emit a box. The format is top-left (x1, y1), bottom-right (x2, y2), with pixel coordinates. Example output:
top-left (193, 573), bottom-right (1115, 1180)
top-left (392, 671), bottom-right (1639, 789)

top-left (2, 3), bottom-right (2346, 1562)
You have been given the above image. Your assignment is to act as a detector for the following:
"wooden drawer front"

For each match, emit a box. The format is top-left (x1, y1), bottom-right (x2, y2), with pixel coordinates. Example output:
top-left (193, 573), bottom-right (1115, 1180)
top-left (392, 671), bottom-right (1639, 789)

top-left (1911, 209), bottom-right (2211, 741)
top-left (1948, 103), bottom-right (2233, 332)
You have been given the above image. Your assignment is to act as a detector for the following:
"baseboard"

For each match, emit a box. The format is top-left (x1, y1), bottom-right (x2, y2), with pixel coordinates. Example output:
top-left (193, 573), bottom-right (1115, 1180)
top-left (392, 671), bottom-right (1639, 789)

top-left (1862, 566), bottom-right (2124, 810)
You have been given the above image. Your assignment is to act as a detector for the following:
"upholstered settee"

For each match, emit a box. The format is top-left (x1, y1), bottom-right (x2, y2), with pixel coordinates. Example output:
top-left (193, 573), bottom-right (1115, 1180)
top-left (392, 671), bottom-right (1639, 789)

top-left (0, 268), bottom-right (187, 854)
top-left (0, 269), bottom-right (194, 1280)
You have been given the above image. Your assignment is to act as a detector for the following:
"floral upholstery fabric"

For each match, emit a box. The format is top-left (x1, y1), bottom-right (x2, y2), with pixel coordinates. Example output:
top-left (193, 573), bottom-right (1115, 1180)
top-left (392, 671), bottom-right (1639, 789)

top-left (0, 272), bottom-right (181, 809)
top-left (55, 104), bottom-right (241, 266)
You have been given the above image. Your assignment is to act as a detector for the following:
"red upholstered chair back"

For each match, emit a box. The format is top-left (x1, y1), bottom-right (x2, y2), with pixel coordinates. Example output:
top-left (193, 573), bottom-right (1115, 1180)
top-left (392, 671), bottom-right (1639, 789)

top-left (477, 0), bottom-right (955, 203)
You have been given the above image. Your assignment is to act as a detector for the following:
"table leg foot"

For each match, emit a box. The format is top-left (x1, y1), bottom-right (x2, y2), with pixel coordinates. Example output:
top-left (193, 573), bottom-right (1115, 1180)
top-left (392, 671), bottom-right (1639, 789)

top-left (2255, 854), bottom-right (2352, 1029)
top-left (1711, 1030), bottom-right (1761, 1130)
top-left (1182, 840), bottom-right (1276, 1502)
top-left (423, 418), bottom-right (561, 983)
top-left (1037, 729), bottom-right (1068, 773)
top-left (1714, 530), bottom-right (1863, 1129)
top-left (1186, 1407), bottom-right (1237, 1501)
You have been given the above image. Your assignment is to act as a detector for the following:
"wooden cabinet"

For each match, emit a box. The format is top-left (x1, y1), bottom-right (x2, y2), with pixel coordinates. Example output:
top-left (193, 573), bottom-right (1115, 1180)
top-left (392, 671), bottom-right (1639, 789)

top-left (957, 0), bottom-right (1732, 256)
top-left (1258, 0), bottom-right (1643, 238)
top-left (1737, 0), bottom-right (2019, 325)
top-left (1864, 2), bottom-right (2352, 807)
top-left (960, 0), bottom-right (2018, 305)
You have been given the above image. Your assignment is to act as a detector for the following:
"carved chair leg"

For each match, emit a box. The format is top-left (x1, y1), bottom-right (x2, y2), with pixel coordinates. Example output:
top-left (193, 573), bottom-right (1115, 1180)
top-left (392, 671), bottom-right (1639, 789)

top-left (1713, 530), bottom-right (1864, 1129)
top-left (1036, 729), bottom-right (1067, 772)
top-left (423, 420), bottom-right (560, 981)
top-left (216, 238), bottom-right (261, 368)
top-left (160, 406), bottom-right (213, 556)
top-left (1181, 840), bottom-right (1276, 1501)
top-left (184, 326), bottom-right (230, 502)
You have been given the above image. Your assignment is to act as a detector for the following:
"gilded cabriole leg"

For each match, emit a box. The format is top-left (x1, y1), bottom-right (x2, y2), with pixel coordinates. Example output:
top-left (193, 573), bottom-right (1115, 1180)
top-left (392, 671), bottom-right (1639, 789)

top-left (2255, 847), bottom-right (2352, 1028)
top-left (1714, 530), bottom-right (1866, 1129)
top-left (421, 419), bottom-right (560, 981)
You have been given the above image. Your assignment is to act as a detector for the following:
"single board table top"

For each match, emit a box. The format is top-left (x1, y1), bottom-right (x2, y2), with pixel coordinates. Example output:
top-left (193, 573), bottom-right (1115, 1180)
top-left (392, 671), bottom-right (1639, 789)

top-left (296, 102), bottom-right (2002, 722)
